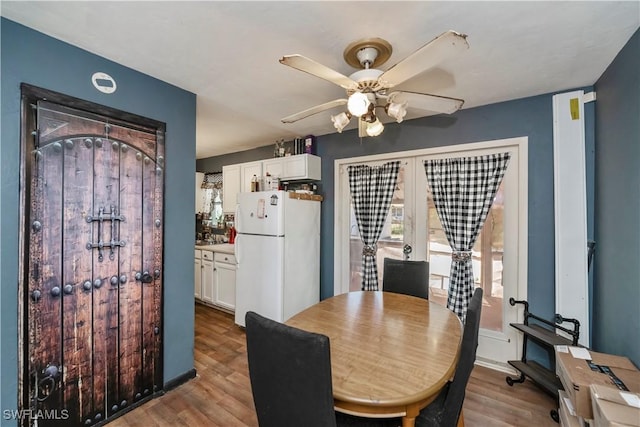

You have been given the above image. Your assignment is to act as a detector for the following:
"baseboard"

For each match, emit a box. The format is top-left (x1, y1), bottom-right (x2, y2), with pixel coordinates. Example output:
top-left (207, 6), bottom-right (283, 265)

top-left (163, 368), bottom-right (197, 392)
top-left (475, 357), bottom-right (518, 375)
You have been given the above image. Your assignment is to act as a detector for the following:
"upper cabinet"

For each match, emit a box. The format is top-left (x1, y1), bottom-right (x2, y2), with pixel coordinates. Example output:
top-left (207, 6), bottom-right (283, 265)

top-left (240, 161), bottom-right (263, 193)
top-left (221, 154), bottom-right (321, 213)
top-left (264, 154), bottom-right (321, 181)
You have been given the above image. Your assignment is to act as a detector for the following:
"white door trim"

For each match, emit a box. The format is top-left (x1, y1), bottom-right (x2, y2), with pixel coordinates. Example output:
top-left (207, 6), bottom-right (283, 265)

top-left (553, 90), bottom-right (589, 347)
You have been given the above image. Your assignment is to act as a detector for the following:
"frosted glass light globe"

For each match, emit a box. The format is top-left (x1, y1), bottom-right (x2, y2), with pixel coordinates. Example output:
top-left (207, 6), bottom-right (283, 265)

top-left (366, 118), bottom-right (384, 137)
top-left (347, 92), bottom-right (370, 117)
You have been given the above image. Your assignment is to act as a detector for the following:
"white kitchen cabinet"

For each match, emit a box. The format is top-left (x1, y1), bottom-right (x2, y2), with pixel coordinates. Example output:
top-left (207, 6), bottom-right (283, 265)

top-left (223, 154), bottom-right (321, 215)
top-left (263, 154), bottom-right (321, 181)
top-left (194, 249), bottom-right (202, 299)
top-left (240, 161), bottom-right (263, 193)
top-left (263, 158), bottom-right (284, 179)
top-left (201, 250), bottom-right (215, 304)
top-left (214, 252), bottom-right (236, 311)
top-left (222, 164), bottom-right (240, 213)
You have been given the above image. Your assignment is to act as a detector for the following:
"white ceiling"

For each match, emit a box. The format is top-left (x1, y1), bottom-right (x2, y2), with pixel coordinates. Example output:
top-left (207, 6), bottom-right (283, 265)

top-left (2, 1), bottom-right (638, 159)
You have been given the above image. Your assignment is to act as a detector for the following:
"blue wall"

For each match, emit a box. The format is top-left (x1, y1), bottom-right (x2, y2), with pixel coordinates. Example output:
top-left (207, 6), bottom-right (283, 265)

top-left (593, 29), bottom-right (640, 366)
top-left (1, 19), bottom-right (197, 421)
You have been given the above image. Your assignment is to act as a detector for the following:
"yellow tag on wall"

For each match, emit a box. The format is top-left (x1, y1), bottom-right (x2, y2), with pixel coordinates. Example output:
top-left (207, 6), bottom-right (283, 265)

top-left (570, 98), bottom-right (580, 120)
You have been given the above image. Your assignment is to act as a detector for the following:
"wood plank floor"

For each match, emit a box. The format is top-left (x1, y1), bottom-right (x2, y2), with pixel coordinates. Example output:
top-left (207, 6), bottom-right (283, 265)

top-left (110, 303), bottom-right (559, 427)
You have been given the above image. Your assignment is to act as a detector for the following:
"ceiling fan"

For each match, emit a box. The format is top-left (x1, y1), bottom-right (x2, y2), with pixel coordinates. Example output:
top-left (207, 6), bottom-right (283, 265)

top-left (279, 30), bottom-right (469, 137)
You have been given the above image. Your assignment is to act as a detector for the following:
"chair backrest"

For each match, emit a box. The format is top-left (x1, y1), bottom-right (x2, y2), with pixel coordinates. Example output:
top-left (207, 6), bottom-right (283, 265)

top-left (382, 257), bottom-right (430, 299)
top-left (441, 287), bottom-right (483, 423)
top-left (245, 311), bottom-right (338, 427)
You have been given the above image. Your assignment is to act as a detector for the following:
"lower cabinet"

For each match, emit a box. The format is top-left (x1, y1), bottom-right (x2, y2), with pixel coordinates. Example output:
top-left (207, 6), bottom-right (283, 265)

top-left (214, 253), bottom-right (236, 310)
top-left (195, 249), bottom-right (236, 312)
top-left (201, 251), bottom-right (215, 304)
top-left (194, 250), bottom-right (202, 299)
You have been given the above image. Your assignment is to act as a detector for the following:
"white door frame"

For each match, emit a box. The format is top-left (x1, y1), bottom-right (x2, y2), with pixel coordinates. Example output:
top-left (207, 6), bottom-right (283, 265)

top-left (553, 90), bottom-right (590, 347)
top-left (334, 137), bottom-right (529, 369)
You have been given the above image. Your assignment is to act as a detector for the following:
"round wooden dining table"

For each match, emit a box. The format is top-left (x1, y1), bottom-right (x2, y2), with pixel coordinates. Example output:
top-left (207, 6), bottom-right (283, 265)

top-left (286, 291), bottom-right (463, 427)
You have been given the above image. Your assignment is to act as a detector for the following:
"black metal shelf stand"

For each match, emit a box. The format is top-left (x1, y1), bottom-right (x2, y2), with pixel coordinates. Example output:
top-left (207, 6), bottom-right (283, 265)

top-left (506, 298), bottom-right (580, 423)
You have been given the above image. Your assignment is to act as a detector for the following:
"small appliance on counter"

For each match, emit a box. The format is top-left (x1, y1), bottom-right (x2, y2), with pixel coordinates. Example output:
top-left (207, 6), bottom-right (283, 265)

top-left (228, 226), bottom-right (236, 244)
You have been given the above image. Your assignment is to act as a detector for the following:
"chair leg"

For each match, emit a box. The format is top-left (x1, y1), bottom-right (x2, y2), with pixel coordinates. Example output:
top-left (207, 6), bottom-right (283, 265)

top-left (457, 410), bottom-right (465, 427)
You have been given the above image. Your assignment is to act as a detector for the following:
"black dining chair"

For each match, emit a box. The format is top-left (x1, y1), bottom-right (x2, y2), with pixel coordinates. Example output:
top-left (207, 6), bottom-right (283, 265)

top-left (245, 311), bottom-right (398, 427)
top-left (414, 287), bottom-right (484, 427)
top-left (382, 257), bottom-right (430, 299)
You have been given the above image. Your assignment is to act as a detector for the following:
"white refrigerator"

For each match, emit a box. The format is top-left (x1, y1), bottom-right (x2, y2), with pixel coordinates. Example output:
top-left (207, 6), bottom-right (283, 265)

top-left (234, 190), bottom-right (321, 327)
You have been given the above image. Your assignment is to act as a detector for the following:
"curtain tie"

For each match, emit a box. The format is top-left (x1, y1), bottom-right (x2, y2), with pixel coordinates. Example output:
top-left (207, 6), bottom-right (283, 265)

top-left (452, 251), bottom-right (472, 262)
top-left (362, 244), bottom-right (377, 257)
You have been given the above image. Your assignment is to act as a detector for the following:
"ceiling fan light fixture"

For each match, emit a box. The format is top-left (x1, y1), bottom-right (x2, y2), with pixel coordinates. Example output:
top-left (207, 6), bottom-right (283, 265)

top-left (385, 100), bottom-right (408, 123)
top-left (331, 111), bottom-right (351, 133)
top-left (347, 92), bottom-right (370, 117)
top-left (365, 117), bottom-right (384, 137)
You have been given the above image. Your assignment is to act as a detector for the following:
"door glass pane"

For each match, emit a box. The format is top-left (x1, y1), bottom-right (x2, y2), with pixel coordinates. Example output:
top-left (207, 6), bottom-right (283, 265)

top-left (349, 166), bottom-right (406, 291)
top-left (426, 182), bottom-right (505, 332)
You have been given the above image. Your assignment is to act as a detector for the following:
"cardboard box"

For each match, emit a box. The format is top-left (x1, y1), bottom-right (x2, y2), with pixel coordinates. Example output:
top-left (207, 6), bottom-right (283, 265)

top-left (590, 384), bottom-right (640, 427)
top-left (560, 390), bottom-right (583, 427)
top-left (556, 347), bottom-right (640, 419)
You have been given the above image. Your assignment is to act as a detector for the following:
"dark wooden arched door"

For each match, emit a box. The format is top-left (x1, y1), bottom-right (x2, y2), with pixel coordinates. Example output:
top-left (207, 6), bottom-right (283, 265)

top-left (22, 95), bottom-right (164, 427)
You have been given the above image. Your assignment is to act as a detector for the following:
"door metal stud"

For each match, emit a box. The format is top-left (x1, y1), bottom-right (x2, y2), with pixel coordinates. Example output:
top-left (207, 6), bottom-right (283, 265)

top-left (31, 289), bottom-right (41, 302)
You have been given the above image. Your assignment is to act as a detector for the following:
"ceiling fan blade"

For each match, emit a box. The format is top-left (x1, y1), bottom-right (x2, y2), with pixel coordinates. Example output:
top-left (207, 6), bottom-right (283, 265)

top-left (389, 91), bottom-right (464, 114)
top-left (281, 99), bottom-right (348, 123)
top-left (280, 55), bottom-right (359, 91)
top-left (378, 30), bottom-right (469, 88)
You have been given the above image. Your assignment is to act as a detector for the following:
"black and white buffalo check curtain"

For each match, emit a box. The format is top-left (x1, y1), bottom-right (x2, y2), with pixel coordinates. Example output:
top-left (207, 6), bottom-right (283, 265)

top-left (348, 161), bottom-right (401, 291)
top-left (424, 153), bottom-right (511, 321)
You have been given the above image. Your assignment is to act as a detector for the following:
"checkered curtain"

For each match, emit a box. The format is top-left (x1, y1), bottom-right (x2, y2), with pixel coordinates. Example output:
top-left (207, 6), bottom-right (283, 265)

top-left (424, 153), bottom-right (511, 321)
top-left (348, 161), bottom-right (401, 291)
top-left (201, 172), bottom-right (223, 189)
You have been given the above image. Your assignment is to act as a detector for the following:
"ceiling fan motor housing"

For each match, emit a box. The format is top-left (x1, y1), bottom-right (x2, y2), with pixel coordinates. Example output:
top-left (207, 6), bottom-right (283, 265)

top-left (348, 69), bottom-right (384, 93)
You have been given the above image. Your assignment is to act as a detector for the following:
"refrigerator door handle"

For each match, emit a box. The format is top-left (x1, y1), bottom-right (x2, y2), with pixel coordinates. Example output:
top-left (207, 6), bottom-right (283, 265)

top-left (235, 203), bottom-right (240, 232)
top-left (235, 234), bottom-right (240, 265)
top-left (234, 203), bottom-right (240, 264)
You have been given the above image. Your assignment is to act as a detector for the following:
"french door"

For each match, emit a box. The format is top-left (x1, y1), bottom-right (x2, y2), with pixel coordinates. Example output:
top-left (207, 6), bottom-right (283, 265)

top-left (335, 137), bottom-right (528, 367)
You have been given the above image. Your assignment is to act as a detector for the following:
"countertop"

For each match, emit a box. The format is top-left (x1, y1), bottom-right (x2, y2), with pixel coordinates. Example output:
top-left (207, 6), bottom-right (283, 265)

top-left (195, 243), bottom-right (235, 254)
